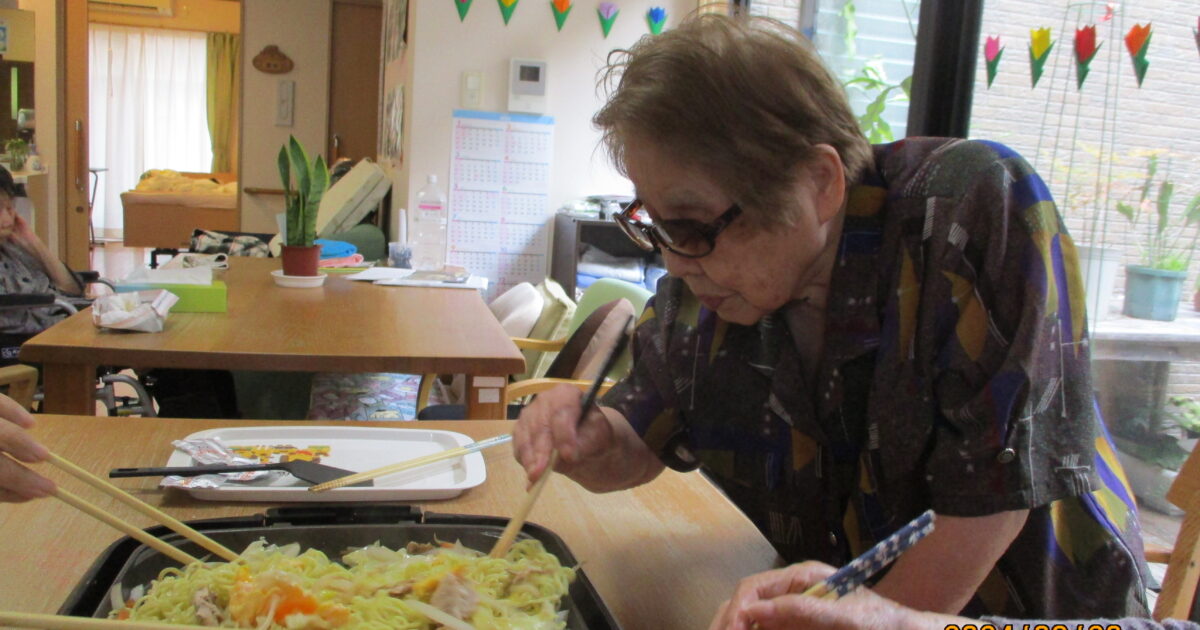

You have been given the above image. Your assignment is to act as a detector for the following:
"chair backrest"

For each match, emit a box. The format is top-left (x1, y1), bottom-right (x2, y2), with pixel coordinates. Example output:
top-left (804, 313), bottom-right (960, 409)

top-left (1154, 443), bottom-right (1200, 620)
top-left (520, 279), bottom-right (577, 381)
top-left (564, 278), bottom-right (652, 380)
top-left (489, 282), bottom-right (544, 339)
top-left (544, 298), bottom-right (637, 382)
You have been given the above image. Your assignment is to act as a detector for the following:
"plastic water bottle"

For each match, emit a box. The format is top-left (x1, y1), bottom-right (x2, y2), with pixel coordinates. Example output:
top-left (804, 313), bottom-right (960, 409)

top-left (411, 175), bottom-right (448, 271)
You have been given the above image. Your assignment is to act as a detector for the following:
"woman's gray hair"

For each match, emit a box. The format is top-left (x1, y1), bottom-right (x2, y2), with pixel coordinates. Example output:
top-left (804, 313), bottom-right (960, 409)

top-left (593, 13), bottom-right (872, 227)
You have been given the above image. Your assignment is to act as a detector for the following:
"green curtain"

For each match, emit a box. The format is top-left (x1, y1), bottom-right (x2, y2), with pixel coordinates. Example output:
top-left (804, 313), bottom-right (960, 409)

top-left (206, 32), bottom-right (241, 174)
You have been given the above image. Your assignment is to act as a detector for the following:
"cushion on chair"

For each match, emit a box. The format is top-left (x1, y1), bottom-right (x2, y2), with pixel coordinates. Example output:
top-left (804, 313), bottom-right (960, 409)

top-left (521, 279), bottom-right (576, 380)
top-left (544, 298), bottom-right (635, 381)
top-left (489, 282), bottom-right (544, 339)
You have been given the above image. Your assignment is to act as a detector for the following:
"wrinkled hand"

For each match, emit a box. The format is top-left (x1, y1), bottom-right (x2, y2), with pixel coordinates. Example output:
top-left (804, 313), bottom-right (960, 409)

top-left (10, 212), bottom-right (36, 247)
top-left (512, 384), bottom-right (621, 489)
top-left (0, 393), bottom-right (54, 503)
top-left (708, 561), bottom-right (939, 630)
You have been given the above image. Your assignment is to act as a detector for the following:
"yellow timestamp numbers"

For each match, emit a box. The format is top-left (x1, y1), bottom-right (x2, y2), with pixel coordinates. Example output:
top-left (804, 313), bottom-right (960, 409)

top-left (945, 625), bottom-right (1123, 630)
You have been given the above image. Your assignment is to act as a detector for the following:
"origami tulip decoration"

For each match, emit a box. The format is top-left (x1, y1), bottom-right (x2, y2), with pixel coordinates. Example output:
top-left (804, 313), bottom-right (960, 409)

top-left (550, 0), bottom-right (571, 31)
top-left (1028, 27), bottom-right (1053, 88)
top-left (498, 0), bottom-right (518, 25)
top-left (1124, 23), bottom-right (1152, 87)
top-left (646, 6), bottom-right (666, 35)
top-left (597, 2), bottom-right (619, 38)
top-left (455, 0), bottom-right (472, 21)
top-left (984, 35), bottom-right (1004, 88)
top-left (1074, 25), bottom-right (1101, 90)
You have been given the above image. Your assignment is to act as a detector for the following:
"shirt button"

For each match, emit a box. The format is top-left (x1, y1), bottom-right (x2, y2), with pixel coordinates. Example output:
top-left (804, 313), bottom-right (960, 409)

top-left (996, 448), bottom-right (1016, 464)
top-left (828, 531), bottom-right (838, 546)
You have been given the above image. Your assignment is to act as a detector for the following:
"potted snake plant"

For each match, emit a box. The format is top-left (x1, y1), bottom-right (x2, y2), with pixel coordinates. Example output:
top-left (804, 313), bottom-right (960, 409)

top-left (277, 135), bottom-right (329, 277)
top-left (1117, 155), bottom-right (1200, 321)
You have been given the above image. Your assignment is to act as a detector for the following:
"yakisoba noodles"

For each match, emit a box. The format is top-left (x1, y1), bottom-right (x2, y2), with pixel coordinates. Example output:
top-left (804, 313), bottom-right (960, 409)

top-left (112, 538), bottom-right (576, 629)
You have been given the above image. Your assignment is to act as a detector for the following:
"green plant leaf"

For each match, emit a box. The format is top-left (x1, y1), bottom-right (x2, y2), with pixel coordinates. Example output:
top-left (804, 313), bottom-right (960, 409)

top-left (1116, 201), bottom-right (1135, 222)
top-left (1185, 195), bottom-right (1200, 225)
top-left (1156, 179), bottom-right (1174, 236)
top-left (900, 75), bottom-right (912, 98)
top-left (288, 136), bottom-right (311, 205)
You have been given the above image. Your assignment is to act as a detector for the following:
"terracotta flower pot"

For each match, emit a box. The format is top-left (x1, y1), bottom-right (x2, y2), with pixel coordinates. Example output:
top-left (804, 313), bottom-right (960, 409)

top-left (280, 244), bottom-right (320, 277)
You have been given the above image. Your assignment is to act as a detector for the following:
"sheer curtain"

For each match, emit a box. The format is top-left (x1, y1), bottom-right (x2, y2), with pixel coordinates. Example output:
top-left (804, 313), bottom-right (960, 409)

top-left (89, 24), bottom-right (212, 235)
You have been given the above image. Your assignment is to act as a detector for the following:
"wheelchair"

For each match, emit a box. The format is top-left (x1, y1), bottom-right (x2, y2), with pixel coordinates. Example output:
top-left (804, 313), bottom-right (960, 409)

top-left (0, 272), bottom-right (157, 416)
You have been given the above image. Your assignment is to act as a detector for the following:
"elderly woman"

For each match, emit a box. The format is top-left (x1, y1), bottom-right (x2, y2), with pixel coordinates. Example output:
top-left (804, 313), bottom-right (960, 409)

top-left (514, 13), bottom-right (1148, 622)
top-left (0, 166), bottom-right (83, 335)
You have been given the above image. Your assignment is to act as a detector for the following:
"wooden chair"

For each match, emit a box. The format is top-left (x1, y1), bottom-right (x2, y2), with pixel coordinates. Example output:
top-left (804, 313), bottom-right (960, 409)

top-left (1150, 442), bottom-right (1200, 620)
top-left (0, 364), bottom-right (38, 409)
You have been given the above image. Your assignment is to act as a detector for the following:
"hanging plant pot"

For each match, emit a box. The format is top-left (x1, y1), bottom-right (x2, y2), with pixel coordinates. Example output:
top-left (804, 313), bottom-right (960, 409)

top-left (1123, 265), bottom-right (1187, 321)
top-left (280, 244), bottom-right (321, 277)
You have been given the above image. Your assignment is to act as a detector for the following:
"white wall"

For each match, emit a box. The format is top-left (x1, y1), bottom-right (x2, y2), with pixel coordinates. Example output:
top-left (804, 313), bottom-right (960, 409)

top-left (238, 0), bottom-right (331, 233)
top-left (398, 0), bottom-right (696, 241)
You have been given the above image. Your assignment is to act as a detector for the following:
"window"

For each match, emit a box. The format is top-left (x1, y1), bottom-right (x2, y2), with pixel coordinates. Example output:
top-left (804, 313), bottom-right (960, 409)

top-left (971, 1), bottom-right (1200, 528)
top-left (89, 24), bottom-right (212, 237)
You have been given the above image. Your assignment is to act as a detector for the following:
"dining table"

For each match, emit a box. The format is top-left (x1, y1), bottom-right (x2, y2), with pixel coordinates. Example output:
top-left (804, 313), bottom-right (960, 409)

top-left (0, 415), bottom-right (783, 629)
top-left (19, 257), bottom-right (526, 419)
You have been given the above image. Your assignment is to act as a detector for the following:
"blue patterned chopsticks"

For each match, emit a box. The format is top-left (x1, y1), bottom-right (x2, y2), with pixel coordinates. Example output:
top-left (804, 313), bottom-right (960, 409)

top-left (803, 509), bottom-right (936, 599)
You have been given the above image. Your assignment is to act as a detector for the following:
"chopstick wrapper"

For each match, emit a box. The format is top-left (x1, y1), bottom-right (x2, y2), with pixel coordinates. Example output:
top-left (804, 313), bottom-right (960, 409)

top-left (160, 438), bottom-right (272, 489)
top-left (92, 290), bottom-right (179, 333)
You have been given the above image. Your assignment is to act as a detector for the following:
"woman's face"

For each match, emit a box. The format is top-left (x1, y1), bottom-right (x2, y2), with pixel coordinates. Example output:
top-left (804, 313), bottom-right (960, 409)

top-left (622, 138), bottom-right (844, 325)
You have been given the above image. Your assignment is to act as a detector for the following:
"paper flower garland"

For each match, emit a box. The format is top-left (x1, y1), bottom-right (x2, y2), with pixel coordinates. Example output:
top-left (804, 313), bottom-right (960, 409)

top-left (1124, 23), bottom-right (1151, 87)
top-left (984, 36), bottom-right (1003, 88)
top-left (1074, 25), bottom-right (1101, 90)
top-left (550, 0), bottom-right (571, 30)
top-left (1028, 27), bottom-right (1053, 88)
top-left (455, 0), bottom-right (472, 21)
top-left (597, 2), bottom-right (619, 38)
top-left (646, 6), bottom-right (666, 35)
top-left (498, 0), bottom-right (518, 25)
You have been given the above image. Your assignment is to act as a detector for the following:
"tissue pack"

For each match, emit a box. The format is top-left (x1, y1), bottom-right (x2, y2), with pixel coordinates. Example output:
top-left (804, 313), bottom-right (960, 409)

top-left (115, 280), bottom-right (227, 312)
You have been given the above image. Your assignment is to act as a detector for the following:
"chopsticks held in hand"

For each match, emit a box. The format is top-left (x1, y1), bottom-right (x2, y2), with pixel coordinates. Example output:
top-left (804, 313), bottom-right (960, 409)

top-left (490, 316), bottom-right (634, 559)
top-left (803, 509), bottom-right (936, 600)
top-left (38, 451), bottom-right (239, 563)
top-left (308, 433), bottom-right (514, 493)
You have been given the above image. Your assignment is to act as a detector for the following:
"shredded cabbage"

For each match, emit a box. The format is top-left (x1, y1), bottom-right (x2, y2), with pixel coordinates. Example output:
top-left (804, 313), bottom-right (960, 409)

top-left (112, 538), bottom-right (576, 629)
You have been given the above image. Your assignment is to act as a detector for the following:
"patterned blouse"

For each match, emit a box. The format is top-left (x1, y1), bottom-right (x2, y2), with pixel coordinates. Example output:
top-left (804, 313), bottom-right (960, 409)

top-left (602, 138), bottom-right (1150, 619)
top-left (0, 242), bottom-right (75, 336)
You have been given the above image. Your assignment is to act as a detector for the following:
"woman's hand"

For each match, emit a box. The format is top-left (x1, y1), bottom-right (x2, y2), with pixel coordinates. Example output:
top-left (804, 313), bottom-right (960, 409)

top-left (0, 393), bottom-right (55, 503)
top-left (708, 561), bottom-right (957, 630)
top-left (512, 384), bottom-right (663, 493)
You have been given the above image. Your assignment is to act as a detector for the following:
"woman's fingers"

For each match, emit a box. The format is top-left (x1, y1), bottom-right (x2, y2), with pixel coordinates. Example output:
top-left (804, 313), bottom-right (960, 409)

top-left (0, 393), bottom-right (36, 429)
top-left (0, 454), bottom-right (54, 500)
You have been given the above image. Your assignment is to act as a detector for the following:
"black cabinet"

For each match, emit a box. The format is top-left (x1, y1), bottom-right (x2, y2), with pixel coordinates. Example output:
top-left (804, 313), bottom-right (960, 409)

top-left (551, 212), bottom-right (657, 299)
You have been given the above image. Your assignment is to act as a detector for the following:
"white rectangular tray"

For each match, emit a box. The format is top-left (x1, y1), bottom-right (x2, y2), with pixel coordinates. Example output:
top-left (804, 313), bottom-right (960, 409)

top-left (164, 426), bottom-right (487, 502)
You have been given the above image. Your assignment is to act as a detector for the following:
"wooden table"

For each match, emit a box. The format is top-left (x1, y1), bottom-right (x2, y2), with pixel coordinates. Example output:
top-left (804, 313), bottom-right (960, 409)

top-left (0, 416), bottom-right (781, 629)
top-left (19, 258), bottom-right (525, 418)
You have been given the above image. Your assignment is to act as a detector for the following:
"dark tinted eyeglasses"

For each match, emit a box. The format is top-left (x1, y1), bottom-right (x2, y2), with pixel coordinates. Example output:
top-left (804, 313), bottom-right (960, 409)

top-left (614, 199), bottom-right (742, 258)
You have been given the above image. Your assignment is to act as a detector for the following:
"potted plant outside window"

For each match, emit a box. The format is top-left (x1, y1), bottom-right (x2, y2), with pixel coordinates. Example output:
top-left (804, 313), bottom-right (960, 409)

top-left (1117, 155), bottom-right (1200, 321)
top-left (277, 136), bottom-right (329, 277)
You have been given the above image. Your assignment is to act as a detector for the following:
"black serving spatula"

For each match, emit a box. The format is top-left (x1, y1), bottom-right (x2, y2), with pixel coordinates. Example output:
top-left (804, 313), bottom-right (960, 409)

top-left (109, 460), bottom-right (374, 487)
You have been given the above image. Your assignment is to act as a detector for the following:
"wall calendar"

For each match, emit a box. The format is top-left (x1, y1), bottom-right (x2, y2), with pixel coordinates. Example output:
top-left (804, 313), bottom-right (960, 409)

top-left (447, 109), bottom-right (555, 300)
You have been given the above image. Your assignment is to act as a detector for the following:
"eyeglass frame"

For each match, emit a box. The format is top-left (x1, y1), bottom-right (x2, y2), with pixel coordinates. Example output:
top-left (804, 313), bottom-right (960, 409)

top-left (613, 199), bottom-right (743, 259)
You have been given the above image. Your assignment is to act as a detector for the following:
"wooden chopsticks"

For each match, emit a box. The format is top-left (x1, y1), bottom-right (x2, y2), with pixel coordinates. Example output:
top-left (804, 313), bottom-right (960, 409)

top-left (0, 610), bottom-right (206, 629)
top-left (40, 451), bottom-right (239, 563)
top-left (308, 433), bottom-right (514, 493)
top-left (489, 317), bottom-right (634, 559)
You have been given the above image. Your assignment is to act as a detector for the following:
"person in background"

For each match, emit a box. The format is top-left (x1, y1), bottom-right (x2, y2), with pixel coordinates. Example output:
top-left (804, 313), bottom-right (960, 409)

top-left (513, 11), bottom-right (1149, 622)
top-left (0, 166), bottom-right (83, 335)
top-left (707, 561), bottom-right (1192, 630)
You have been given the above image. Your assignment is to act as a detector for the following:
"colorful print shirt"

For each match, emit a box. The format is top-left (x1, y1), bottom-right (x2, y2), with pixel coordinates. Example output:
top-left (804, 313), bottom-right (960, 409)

top-left (602, 138), bottom-right (1150, 619)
